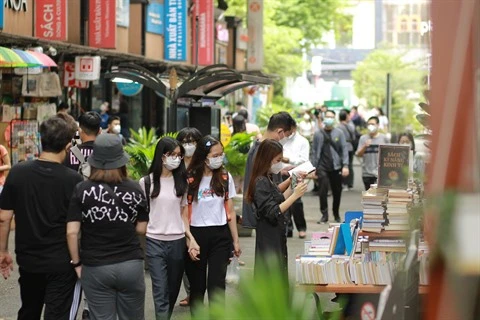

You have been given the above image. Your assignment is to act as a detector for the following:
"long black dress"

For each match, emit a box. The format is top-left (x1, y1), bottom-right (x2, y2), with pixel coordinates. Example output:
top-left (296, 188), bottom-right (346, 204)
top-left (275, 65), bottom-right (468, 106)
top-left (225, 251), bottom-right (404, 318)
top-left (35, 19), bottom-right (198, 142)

top-left (253, 175), bottom-right (288, 279)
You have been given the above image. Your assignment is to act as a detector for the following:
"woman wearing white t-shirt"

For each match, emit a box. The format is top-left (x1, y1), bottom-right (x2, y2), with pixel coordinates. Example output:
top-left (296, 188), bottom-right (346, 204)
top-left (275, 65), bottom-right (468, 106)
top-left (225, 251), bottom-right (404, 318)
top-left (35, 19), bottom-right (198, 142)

top-left (185, 135), bottom-right (241, 315)
top-left (140, 137), bottom-right (199, 320)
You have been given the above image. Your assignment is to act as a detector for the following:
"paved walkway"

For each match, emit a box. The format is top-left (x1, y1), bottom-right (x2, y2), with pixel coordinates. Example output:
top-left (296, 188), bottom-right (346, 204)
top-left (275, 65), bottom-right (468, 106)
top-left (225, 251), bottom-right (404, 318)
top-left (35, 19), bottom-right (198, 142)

top-left (0, 166), bottom-right (366, 319)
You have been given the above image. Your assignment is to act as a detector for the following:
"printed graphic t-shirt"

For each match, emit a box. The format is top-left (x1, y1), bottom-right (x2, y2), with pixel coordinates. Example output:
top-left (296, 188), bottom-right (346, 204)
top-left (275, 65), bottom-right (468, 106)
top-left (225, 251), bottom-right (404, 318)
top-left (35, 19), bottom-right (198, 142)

top-left (64, 141), bottom-right (94, 172)
top-left (67, 179), bottom-right (148, 266)
top-left (0, 160), bottom-right (83, 273)
top-left (190, 173), bottom-right (236, 227)
top-left (357, 133), bottom-right (389, 177)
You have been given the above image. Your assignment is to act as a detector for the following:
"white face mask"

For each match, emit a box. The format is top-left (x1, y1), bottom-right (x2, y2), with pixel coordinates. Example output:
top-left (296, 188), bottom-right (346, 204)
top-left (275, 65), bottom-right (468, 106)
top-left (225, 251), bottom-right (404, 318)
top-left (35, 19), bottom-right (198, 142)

top-left (367, 124), bottom-right (377, 133)
top-left (207, 155), bottom-right (224, 170)
top-left (164, 156), bottom-right (181, 171)
top-left (270, 161), bottom-right (283, 174)
top-left (183, 143), bottom-right (196, 157)
top-left (113, 124), bottom-right (121, 134)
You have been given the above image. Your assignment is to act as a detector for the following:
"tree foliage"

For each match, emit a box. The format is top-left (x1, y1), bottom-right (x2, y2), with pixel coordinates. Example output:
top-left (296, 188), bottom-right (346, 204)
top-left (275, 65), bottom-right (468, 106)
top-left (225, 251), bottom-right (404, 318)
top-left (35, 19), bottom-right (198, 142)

top-left (352, 50), bottom-right (426, 133)
top-left (225, 0), bottom-right (346, 97)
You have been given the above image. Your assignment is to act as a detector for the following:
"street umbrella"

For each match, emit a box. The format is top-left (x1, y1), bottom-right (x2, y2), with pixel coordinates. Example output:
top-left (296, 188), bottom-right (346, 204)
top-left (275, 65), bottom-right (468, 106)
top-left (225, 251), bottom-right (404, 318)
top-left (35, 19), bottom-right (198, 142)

top-left (0, 46), bottom-right (42, 68)
top-left (26, 50), bottom-right (57, 67)
top-left (12, 49), bottom-right (45, 68)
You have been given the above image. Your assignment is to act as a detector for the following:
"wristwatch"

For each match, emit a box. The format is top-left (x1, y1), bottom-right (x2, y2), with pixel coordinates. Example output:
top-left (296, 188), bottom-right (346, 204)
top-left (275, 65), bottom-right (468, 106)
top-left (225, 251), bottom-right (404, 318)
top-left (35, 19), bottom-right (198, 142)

top-left (70, 260), bottom-right (82, 268)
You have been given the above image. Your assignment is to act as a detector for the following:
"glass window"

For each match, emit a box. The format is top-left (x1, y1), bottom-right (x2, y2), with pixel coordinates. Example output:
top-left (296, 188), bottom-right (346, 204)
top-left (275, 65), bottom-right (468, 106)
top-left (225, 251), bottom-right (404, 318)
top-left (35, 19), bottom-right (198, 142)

top-left (400, 18), bottom-right (409, 31)
top-left (411, 18), bottom-right (419, 31)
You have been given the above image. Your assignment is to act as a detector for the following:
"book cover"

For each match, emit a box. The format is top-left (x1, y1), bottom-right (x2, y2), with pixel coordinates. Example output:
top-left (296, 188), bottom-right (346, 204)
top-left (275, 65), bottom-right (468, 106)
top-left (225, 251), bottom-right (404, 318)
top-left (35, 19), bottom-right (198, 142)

top-left (377, 144), bottom-right (411, 189)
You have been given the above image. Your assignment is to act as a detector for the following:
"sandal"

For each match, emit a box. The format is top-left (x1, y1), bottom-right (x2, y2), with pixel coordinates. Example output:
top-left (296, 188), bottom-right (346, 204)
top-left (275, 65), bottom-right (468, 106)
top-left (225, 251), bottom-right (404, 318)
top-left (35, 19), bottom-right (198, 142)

top-left (179, 296), bottom-right (189, 307)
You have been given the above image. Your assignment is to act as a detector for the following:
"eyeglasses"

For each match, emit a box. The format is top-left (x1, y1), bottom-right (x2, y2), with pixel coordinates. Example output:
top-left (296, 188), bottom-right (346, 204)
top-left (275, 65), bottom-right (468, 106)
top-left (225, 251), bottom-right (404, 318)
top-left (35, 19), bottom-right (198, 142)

top-left (164, 153), bottom-right (184, 160)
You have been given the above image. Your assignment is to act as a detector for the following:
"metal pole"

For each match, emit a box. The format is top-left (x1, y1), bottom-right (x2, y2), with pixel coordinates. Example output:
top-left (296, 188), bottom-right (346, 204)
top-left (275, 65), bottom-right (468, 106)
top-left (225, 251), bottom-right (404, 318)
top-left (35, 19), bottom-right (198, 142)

top-left (386, 73), bottom-right (392, 122)
top-left (195, 16), bottom-right (199, 72)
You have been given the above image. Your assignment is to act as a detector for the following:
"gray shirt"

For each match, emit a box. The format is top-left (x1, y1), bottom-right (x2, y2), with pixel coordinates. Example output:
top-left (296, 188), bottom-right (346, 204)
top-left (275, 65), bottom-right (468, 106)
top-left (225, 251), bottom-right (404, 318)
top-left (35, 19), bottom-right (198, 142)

top-left (356, 133), bottom-right (389, 177)
top-left (337, 122), bottom-right (356, 152)
top-left (312, 127), bottom-right (349, 171)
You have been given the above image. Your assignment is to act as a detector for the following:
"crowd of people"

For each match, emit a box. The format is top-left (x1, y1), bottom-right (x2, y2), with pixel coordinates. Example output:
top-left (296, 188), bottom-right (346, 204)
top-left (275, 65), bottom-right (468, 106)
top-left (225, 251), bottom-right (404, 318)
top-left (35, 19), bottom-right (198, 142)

top-left (0, 100), bottom-right (424, 320)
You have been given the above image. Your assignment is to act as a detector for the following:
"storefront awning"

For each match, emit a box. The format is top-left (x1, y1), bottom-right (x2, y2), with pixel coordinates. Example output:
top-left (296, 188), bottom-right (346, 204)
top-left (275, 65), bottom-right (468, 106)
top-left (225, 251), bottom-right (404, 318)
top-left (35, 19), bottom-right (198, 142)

top-left (105, 63), bottom-right (273, 101)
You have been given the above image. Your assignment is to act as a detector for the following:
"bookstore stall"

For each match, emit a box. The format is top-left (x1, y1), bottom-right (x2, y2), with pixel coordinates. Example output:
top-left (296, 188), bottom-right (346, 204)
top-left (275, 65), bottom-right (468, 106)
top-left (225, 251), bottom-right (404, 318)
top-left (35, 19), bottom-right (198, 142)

top-left (296, 145), bottom-right (429, 319)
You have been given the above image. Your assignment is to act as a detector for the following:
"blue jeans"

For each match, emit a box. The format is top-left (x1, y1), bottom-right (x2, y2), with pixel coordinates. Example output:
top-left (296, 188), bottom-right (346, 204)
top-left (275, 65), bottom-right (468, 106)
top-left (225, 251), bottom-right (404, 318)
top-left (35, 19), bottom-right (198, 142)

top-left (146, 237), bottom-right (186, 320)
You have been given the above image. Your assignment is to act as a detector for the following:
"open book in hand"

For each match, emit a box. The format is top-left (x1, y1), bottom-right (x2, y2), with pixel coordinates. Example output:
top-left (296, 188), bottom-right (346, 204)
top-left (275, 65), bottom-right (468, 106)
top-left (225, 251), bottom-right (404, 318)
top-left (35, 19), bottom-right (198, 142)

top-left (288, 161), bottom-right (316, 176)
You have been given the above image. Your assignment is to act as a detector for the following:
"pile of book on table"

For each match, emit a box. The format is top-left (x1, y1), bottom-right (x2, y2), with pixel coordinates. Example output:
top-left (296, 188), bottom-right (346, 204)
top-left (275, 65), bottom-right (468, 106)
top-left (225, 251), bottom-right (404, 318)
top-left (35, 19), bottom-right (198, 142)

top-left (361, 187), bottom-right (388, 233)
top-left (296, 222), bottom-right (430, 286)
top-left (384, 189), bottom-right (413, 231)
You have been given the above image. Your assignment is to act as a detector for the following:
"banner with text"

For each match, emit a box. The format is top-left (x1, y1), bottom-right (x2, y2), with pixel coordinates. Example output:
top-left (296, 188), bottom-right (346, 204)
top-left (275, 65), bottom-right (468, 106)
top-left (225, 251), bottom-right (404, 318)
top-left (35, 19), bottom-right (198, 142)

top-left (164, 0), bottom-right (187, 61)
top-left (116, 0), bottom-right (129, 27)
top-left (146, 1), bottom-right (163, 34)
top-left (35, 0), bottom-right (67, 41)
top-left (192, 0), bottom-right (214, 66)
top-left (89, 0), bottom-right (116, 48)
top-left (247, 0), bottom-right (264, 70)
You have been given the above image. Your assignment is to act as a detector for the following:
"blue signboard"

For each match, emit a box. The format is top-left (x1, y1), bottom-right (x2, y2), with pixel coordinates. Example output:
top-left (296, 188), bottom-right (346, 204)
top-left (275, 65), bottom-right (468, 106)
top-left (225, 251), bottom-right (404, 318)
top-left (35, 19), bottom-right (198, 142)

top-left (146, 2), bottom-right (164, 34)
top-left (164, 0), bottom-right (187, 61)
top-left (0, 3), bottom-right (4, 29)
top-left (116, 0), bottom-right (130, 27)
top-left (116, 82), bottom-right (143, 97)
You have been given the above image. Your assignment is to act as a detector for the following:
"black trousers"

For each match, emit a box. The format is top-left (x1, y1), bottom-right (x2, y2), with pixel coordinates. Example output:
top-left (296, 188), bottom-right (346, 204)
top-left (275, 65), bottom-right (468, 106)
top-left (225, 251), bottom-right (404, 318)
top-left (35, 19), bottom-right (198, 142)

top-left (287, 198), bottom-right (307, 232)
top-left (342, 151), bottom-right (355, 188)
top-left (318, 169), bottom-right (343, 219)
top-left (18, 267), bottom-right (81, 320)
top-left (362, 176), bottom-right (377, 190)
top-left (185, 225), bottom-right (232, 315)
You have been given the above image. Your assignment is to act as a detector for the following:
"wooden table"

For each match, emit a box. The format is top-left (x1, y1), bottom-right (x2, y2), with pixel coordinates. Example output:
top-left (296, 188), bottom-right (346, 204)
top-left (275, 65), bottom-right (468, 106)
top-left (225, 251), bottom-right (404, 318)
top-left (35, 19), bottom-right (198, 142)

top-left (299, 284), bottom-right (429, 294)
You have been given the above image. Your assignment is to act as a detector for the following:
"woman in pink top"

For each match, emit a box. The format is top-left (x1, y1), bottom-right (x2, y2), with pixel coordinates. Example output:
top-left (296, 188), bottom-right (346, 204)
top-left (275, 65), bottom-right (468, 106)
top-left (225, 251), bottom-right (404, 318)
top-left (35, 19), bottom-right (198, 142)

top-left (139, 137), bottom-right (199, 320)
top-left (0, 144), bottom-right (11, 194)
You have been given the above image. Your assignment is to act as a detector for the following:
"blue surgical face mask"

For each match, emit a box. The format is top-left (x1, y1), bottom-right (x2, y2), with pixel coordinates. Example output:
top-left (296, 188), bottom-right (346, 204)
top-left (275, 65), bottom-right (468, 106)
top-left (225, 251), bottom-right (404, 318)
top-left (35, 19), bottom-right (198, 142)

top-left (323, 118), bottom-right (335, 127)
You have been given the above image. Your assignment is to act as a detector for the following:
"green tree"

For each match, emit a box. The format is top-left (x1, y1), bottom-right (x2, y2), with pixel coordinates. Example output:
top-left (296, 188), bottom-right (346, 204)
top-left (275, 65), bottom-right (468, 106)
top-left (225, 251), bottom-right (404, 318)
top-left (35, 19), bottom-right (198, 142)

top-left (352, 49), bottom-right (426, 133)
top-left (225, 0), bottom-right (346, 97)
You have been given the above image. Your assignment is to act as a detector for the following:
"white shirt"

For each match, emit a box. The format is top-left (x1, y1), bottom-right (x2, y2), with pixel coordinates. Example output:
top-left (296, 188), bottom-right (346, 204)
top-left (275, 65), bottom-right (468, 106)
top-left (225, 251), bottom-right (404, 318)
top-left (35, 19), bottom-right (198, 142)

top-left (282, 132), bottom-right (310, 166)
top-left (190, 173), bottom-right (236, 227)
top-left (140, 175), bottom-right (187, 241)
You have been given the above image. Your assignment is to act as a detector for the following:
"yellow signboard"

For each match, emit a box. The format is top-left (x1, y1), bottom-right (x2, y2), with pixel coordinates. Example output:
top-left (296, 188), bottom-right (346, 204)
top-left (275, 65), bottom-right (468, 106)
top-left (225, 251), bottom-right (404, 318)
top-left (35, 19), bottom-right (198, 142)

top-left (220, 123), bottom-right (232, 146)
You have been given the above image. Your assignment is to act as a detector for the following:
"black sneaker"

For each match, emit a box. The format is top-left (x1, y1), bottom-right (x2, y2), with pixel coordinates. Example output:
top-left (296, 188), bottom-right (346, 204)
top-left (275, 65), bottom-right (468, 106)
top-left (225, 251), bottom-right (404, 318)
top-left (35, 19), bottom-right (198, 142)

top-left (334, 216), bottom-right (341, 223)
top-left (317, 217), bottom-right (328, 224)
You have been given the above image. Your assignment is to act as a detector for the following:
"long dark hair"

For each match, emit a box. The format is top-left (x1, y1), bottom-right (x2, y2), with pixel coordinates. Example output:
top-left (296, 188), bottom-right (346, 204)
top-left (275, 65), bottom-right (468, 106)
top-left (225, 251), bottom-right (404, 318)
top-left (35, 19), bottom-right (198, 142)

top-left (397, 132), bottom-right (416, 153)
top-left (148, 137), bottom-right (187, 198)
top-left (246, 139), bottom-right (283, 203)
top-left (188, 135), bottom-right (226, 200)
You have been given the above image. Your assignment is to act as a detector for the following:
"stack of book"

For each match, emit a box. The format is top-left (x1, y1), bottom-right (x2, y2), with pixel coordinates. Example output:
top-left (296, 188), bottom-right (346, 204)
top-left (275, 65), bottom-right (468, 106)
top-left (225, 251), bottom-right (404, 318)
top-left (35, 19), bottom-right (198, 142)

top-left (295, 251), bottom-right (406, 285)
top-left (369, 239), bottom-right (406, 253)
top-left (305, 231), bottom-right (334, 256)
top-left (384, 189), bottom-right (413, 231)
top-left (361, 187), bottom-right (388, 233)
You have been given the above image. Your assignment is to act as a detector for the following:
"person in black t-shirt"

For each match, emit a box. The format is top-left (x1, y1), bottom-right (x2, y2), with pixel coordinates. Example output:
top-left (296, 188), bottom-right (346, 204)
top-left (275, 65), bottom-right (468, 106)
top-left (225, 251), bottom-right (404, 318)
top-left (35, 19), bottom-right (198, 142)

top-left (66, 134), bottom-right (148, 320)
top-left (0, 115), bottom-right (82, 320)
top-left (65, 111), bottom-right (101, 172)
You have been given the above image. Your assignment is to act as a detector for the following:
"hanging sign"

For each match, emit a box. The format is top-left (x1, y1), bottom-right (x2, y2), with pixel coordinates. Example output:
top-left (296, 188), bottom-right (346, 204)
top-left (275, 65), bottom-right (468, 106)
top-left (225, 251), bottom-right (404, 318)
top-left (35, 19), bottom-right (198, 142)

top-left (74, 56), bottom-right (101, 81)
top-left (64, 62), bottom-right (89, 88)
top-left (192, 0), bottom-right (214, 65)
top-left (88, 0), bottom-right (116, 48)
top-left (116, 82), bottom-right (143, 96)
top-left (247, 0), bottom-right (264, 70)
top-left (146, 1), bottom-right (163, 34)
top-left (164, 0), bottom-right (187, 61)
top-left (34, 0), bottom-right (67, 41)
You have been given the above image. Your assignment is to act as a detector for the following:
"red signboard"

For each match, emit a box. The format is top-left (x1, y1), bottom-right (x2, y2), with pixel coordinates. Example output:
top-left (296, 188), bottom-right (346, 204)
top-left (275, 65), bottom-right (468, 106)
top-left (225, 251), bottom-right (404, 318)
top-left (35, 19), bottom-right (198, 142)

top-left (35, 0), bottom-right (67, 41)
top-left (192, 0), bottom-right (214, 66)
top-left (63, 62), bottom-right (89, 89)
top-left (88, 0), bottom-right (116, 48)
